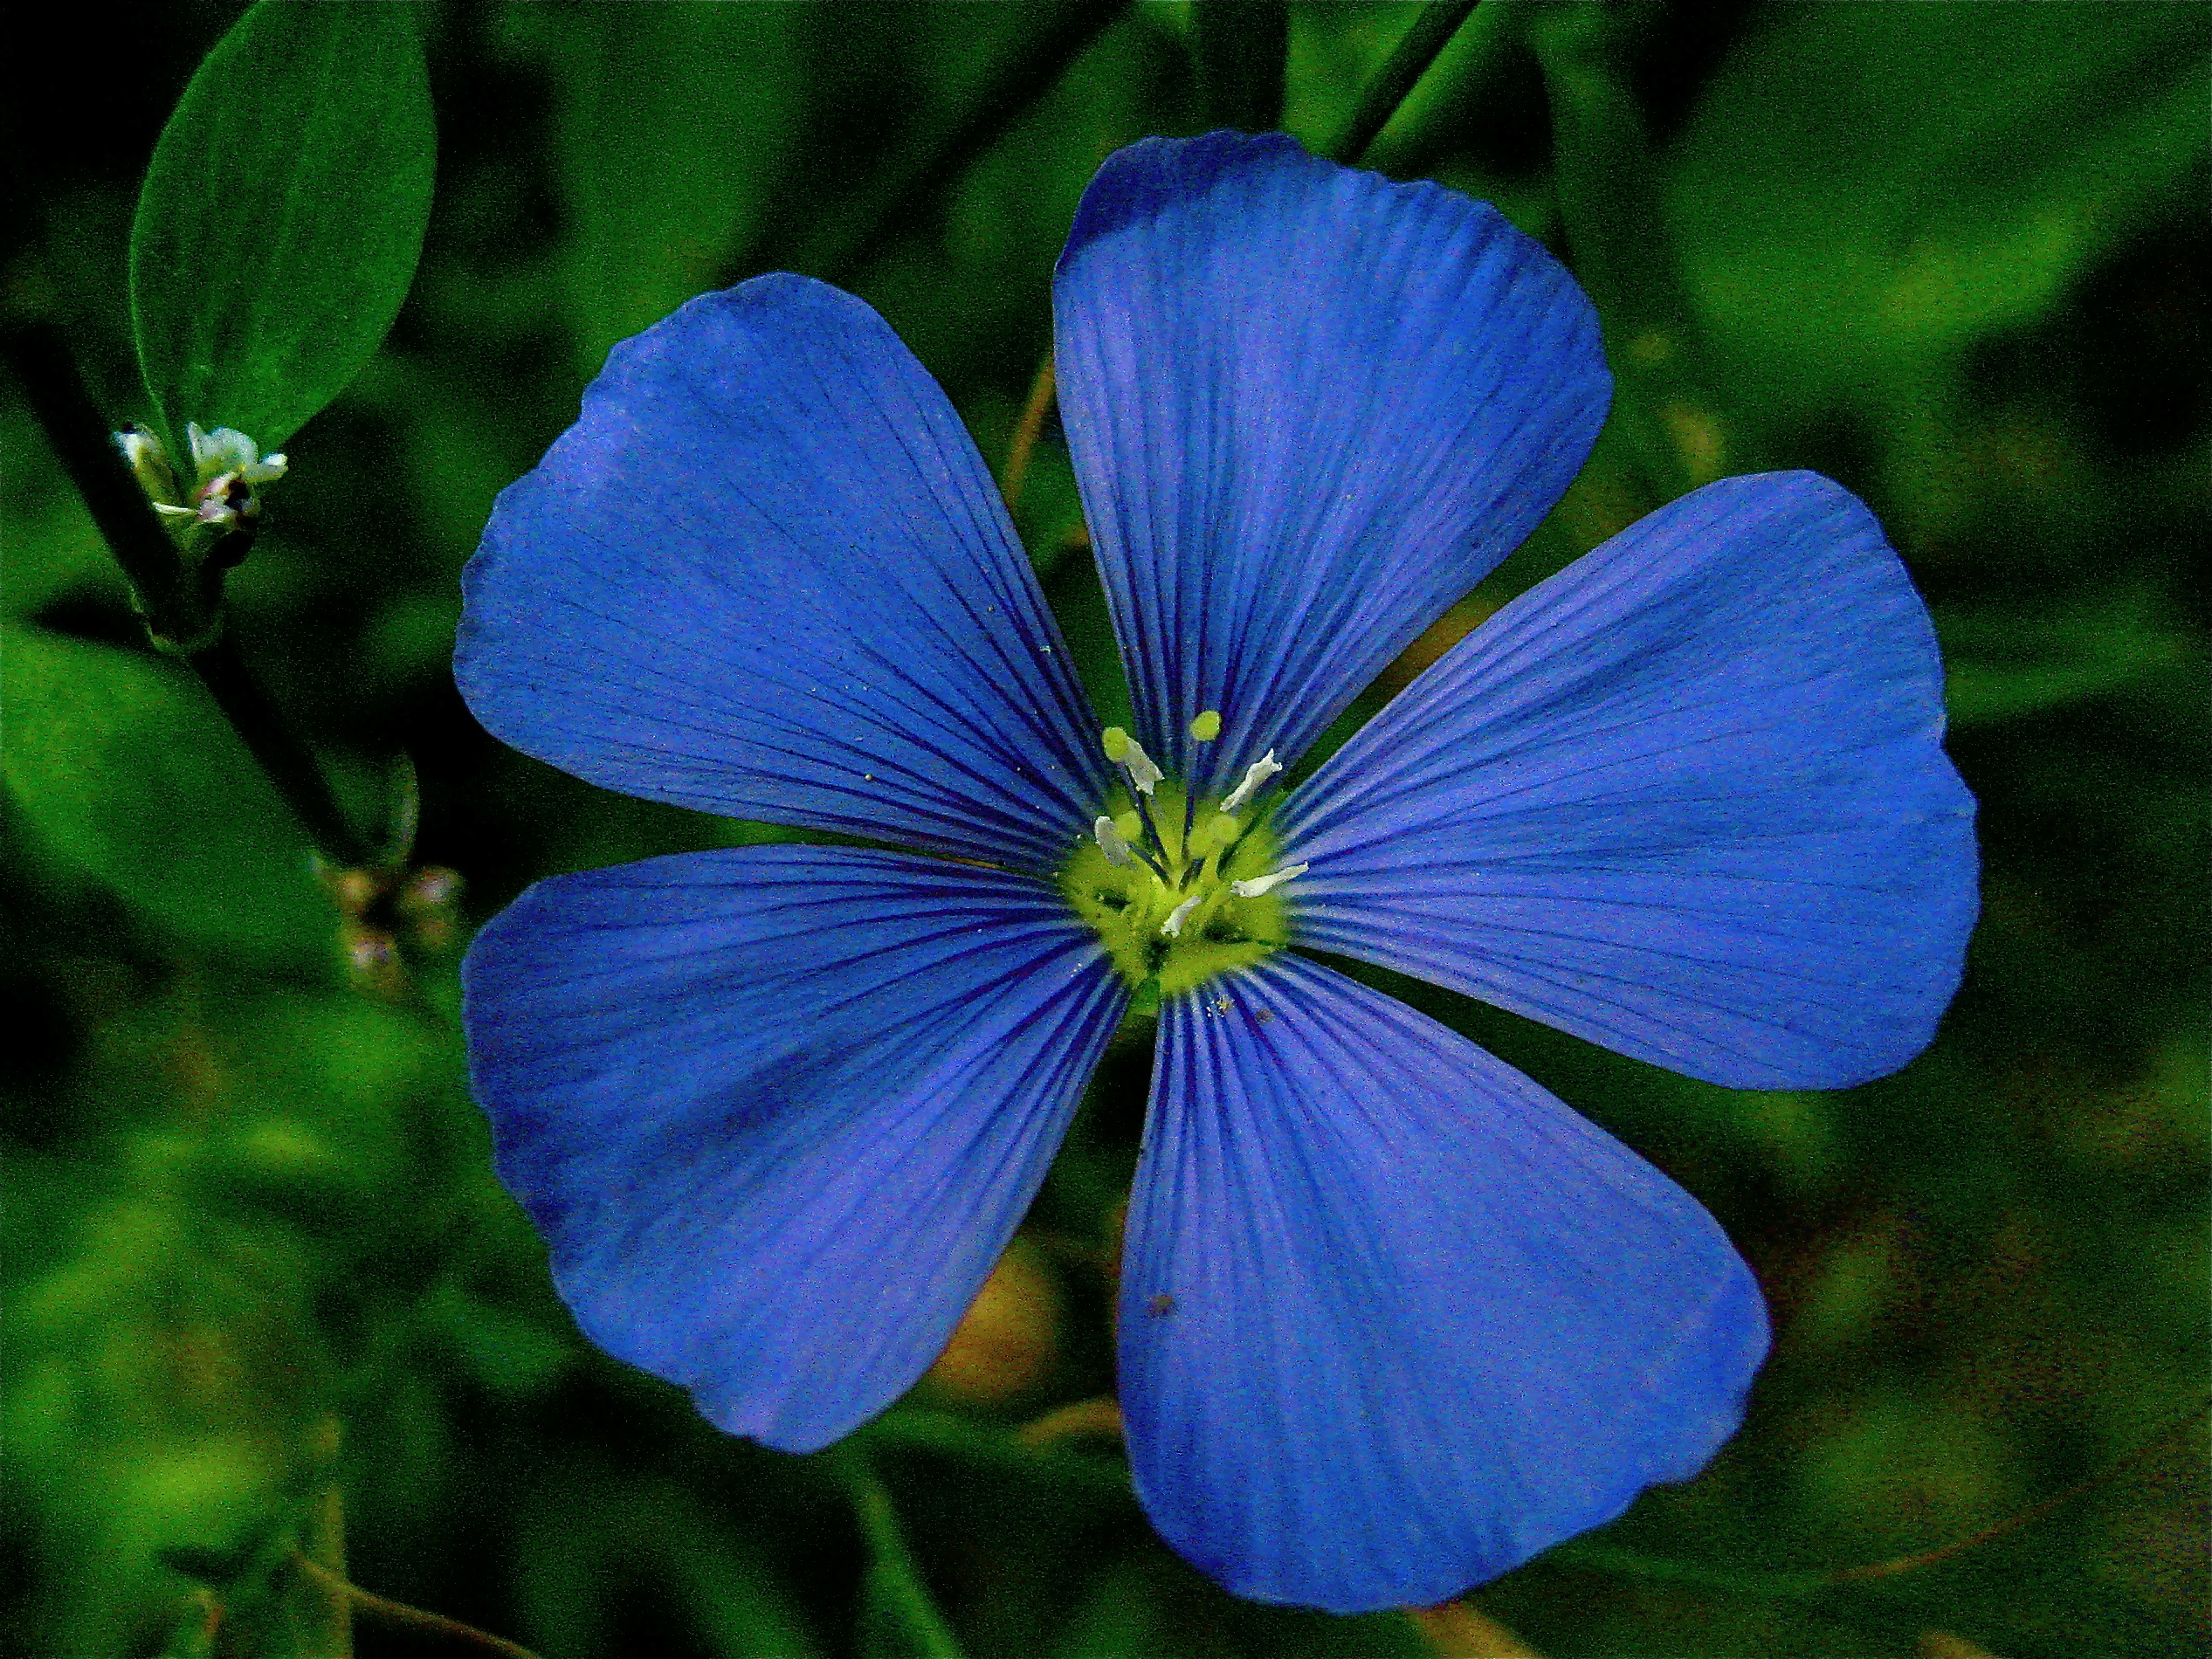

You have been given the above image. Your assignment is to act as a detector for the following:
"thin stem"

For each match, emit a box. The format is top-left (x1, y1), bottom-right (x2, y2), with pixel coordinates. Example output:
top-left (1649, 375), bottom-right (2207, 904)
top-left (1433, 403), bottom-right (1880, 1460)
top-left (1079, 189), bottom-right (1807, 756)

top-left (1547, 1542), bottom-right (1824, 1601)
top-left (291, 1554), bottom-right (541, 1659)
top-left (1000, 355), bottom-right (1057, 514)
top-left (1190, 1), bottom-right (1289, 133)
top-left (1326, 1), bottom-right (1485, 165)
top-left (292, 1483), bottom-right (352, 1659)
top-left (1824, 1392), bottom-right (2212, 1584)
top-left (4, 316), bottom-right (373, 869)
top-left (1556, 1393), bottom-right (2212, 1600)
top-left (830, 1444), bottom-right (968, 1659)
top-left (1, 318), bottom-right (217, 649)
top-left (1530, 4), bottom-right (1728, 502)
top-left (731, 3), bottom-right (1130, 288)
top-left (190, 630), bottom-right (373, 868)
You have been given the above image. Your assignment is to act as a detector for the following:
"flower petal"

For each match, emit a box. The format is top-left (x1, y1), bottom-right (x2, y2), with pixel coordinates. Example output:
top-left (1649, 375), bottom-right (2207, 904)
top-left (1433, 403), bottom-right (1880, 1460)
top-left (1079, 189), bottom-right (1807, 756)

top-left (461, 845), bottom-right (1125, 1450)
top-left (1122, 958), bottom-right (1765, 1614)
top-left (1052, 132), bottom-right (1609, 800)
top-left (1278, 472), bottom-right (1979, 1091)
top-left (457, 274), bottom-right (1109, 874)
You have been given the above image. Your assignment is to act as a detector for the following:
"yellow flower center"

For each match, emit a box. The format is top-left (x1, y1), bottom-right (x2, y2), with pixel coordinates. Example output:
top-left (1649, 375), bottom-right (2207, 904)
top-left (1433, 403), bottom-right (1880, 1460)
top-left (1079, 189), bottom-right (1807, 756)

top-left (1060, 781), bottom-right (1295, 997)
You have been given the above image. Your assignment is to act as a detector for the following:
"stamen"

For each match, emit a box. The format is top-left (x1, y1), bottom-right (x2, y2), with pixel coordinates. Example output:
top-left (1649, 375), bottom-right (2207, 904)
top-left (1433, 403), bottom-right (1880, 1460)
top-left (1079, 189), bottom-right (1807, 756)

top-left (1230, 862), bottom-right (1308, 899)
top-left (1160, 892), bottom-right (1202, 938)
top-left (1127, 787), bottom-right (1173, 871)
top-left (1101, 726), bottom-right (1163, 795)
top-left (1092, 816), bottom-right (1134, 867)
top-left (1182, 715), bottom-right (1222, 843)
top-left (1219, 750), bottom-right (1281, 814)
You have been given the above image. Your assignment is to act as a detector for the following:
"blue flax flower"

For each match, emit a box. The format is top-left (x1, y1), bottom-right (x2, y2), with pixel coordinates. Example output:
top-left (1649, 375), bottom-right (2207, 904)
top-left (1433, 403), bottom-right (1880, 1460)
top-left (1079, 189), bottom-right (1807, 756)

top-left (455, 133), bottom-right (1977, 1613)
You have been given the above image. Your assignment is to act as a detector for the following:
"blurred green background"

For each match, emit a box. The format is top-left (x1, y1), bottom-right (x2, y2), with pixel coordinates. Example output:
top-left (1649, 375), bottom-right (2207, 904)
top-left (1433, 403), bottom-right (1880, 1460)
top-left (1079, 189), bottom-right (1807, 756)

top-left (3, 4), bottom-right (2205, 1656)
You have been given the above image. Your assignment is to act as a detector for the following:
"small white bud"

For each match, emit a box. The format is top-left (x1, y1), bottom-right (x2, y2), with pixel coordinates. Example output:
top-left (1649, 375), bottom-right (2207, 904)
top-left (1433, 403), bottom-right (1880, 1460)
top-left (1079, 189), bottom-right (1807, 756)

top-left (114, 424), bottom-right (183, 505)
top-left (188, 423), bottom-right (259, 476)
top-left (169, 424), bottom-right (286, 530)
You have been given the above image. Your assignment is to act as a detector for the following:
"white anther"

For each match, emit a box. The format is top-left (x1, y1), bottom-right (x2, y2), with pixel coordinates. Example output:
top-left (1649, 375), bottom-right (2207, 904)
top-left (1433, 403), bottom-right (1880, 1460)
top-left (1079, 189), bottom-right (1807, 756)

top-left (1118, 735), bottom-right (1163, 795)
top-left (1160, 892), bottom-right (1202, 938)
top-left (1092, 816), bottom-right (1134, 867)
top-left (1230, 862), bottom-right (1308, 899)
top-left (1219, 750), bottom-right (1282, 814)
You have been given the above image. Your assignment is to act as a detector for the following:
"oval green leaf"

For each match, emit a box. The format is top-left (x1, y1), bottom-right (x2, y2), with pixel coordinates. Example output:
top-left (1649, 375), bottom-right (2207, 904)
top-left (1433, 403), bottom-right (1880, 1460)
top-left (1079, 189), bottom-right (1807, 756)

top-left (1668, 5), bottom-right (2207, 424)
top-left (501, 3), bottom-right (804, 378)
top-left (2, 625), bottom-right (327, 956)
top-left (128, 0), bottom-right (436, 452)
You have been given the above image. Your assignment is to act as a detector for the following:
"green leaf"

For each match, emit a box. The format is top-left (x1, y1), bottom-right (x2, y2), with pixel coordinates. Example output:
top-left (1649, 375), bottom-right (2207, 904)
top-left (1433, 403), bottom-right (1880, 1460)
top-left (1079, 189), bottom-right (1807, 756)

top-left (129, 0), bottom-right (436, 452)
top-left (1, 626), bottom-right (326, 955)
top-left (835, 1444), bottom-right (968, 1659)
top-left (500, 3), bottom-right (805, 376)
top-left (1669, 4), bottom-right (2207, 427)
top-left (1938, 587), bottom-right (2200, 727)
top-left (513, 1470), bottom-right (818, 1659)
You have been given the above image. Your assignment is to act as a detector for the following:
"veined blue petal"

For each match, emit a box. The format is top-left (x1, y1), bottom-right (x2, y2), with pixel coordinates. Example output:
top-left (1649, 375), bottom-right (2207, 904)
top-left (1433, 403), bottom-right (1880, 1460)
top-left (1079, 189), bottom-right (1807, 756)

top-left (1278, 472), bottom-right (1979, 1090)
top-left (461, 845), bottom-right (1125, 1451)
top-left (1122, 957), bottom-right (1765, 1614)
top-left (457, 274), bottom-right (1110, 875)
top-left (1053, 132), bottom-right (1609, 799)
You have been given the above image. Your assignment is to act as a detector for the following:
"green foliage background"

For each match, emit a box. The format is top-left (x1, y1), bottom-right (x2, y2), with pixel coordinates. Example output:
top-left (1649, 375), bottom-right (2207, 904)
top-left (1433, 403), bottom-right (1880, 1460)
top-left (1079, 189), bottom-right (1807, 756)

top-left (3, 4), bottom-right (2204, 1656)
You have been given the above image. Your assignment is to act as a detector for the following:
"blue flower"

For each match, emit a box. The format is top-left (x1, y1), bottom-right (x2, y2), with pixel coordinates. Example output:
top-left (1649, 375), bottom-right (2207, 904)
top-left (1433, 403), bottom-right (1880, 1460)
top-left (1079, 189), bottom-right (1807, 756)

top-left (454, 133), bottom-right (1977, 1614)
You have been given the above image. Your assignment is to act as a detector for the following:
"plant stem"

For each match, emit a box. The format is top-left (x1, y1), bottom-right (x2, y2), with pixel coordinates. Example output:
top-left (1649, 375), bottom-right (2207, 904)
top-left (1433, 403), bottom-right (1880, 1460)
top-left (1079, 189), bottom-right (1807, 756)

top-left (3, 314), bottom-right (374, 869)
top-left (291, 1556), bottom-right (541, 1659)
top-left (1554, 1392), bottom-right (2211, 1600)
top-left (732, 2), bottom-right (1130, 289)
top-left (1529, 3), bottom-right (1729, 503)
top-left (1192, 1), bottom-right (1289, 133)
top-left (1824, 1392), bottom-right (2212, 1584)
top-left (1000, 355), bottom-right (1057, 514)
top-left (2, 318), bottom-right (218, 649)
top-left (831, 1443), bottom-right (968, 1659)
top-left (190, 628), bottom-right (372, 868)
top-left (1327, 1), bottom-right (1485, 165)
